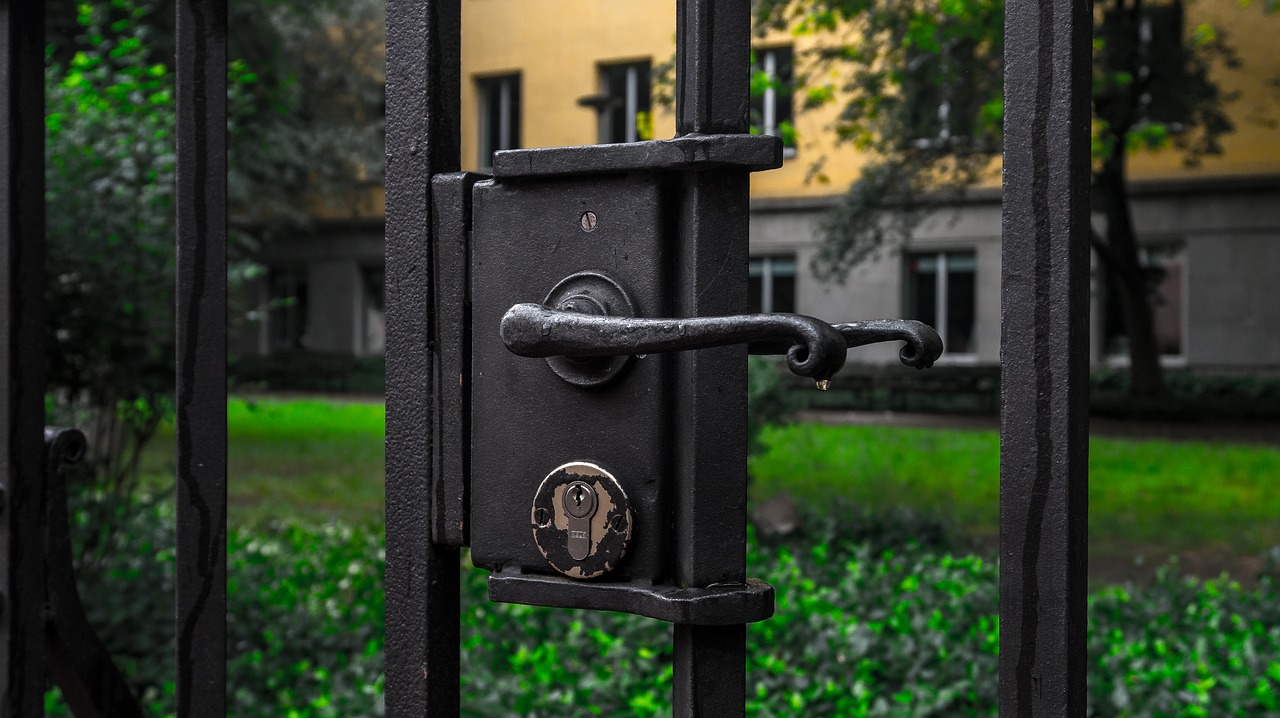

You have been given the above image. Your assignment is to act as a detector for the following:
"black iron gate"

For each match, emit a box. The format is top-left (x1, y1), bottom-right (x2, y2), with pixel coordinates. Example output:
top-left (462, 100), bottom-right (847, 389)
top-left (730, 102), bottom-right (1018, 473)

top-left (1, 0), bottom-right (1090, 715)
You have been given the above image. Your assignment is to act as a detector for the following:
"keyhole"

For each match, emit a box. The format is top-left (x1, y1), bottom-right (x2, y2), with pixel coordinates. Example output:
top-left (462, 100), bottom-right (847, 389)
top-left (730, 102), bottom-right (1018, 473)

top-left (572, 487), bottom-right (584, 507)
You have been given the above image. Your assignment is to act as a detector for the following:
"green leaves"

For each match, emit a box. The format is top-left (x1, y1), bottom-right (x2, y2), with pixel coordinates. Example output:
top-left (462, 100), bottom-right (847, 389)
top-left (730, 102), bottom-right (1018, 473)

top-left (45, 0), bottom-right (178, 490)
top-left (50, 493), bottom-right (1280, 717)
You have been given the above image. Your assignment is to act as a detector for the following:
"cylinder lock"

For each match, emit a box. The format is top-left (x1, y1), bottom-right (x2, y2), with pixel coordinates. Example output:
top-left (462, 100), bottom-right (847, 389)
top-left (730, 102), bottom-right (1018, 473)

top-left (531, 462), bottom-right (632, 580)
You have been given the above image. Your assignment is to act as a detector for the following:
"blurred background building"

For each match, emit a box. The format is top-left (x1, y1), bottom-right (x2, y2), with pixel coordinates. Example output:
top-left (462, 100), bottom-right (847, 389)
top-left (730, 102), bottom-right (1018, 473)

top-left (234, 0), bottom-right (1280, 379)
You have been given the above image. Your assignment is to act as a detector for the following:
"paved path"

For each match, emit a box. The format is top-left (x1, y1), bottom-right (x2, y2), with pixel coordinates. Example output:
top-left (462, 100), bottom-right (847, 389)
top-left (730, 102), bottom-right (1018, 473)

top-left (799, 410), bottom-right (1280, 447)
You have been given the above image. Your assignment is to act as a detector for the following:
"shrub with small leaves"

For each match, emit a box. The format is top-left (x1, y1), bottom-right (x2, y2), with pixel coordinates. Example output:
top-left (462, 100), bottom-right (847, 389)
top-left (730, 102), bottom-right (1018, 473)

top-left (58, 495), bottom-right (1280, 717)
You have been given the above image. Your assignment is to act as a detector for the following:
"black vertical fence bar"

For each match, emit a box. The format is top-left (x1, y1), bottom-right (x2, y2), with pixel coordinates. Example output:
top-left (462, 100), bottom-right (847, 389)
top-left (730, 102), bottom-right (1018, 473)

top-left (174, 0), bottom-right (228, 715)
top-left (671, 1), bottom-right (751, 716)
top-left (384, 0), bottom-right (462, 714)
top-left (0, 3), bottom-right (47, 716)
top-left (999, 0), bottom-right (1091, 710)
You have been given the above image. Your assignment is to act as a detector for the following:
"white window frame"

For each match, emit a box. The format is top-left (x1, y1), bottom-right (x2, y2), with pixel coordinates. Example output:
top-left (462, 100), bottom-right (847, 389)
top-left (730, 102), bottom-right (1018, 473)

top-left (599, 61), bottom-right (650, 143)
top-left (749, 255), bottom-right (797, 314)
top-left (906, 250), bottom-right (977, 360)
top-left (755, 47), bottom-right (795, 157)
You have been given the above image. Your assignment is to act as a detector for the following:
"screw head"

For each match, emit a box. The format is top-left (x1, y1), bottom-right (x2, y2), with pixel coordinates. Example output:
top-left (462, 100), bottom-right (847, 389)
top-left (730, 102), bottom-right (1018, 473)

top-left (534, 507), bottom-right (551, 527)
top-left (580, 211), bottom-right (598, 232)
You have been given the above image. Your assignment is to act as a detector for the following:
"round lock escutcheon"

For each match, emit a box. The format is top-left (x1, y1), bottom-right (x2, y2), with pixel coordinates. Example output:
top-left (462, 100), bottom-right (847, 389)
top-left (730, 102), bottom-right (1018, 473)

top-left (541, 271), bottom-right (638, 388)
top-left (530, 461), bottom-right (632, 580)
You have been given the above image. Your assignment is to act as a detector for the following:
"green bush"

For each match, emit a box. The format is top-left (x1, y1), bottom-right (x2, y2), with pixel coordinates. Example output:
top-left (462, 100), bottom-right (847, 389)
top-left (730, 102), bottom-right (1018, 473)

top-left (59, 496), bottom-right (1280, 717)
top-left (748, 356), bottom-right (803, 457)
top-left (1091, 369), bottom-right (1280, 422)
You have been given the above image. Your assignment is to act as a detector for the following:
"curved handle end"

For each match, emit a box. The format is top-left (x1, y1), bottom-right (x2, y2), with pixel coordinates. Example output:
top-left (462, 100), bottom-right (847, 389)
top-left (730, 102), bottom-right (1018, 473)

top-left (833, 320), bottom-right (944, 370)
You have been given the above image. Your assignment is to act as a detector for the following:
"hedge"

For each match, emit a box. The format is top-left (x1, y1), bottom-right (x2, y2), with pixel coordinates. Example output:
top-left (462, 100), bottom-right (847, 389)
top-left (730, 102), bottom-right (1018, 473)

top-left (51, 496), bottom-right (1280, 717)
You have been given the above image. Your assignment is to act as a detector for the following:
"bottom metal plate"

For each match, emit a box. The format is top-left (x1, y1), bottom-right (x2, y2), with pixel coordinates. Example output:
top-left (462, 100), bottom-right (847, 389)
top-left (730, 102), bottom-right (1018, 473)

top-left (488, 571), bottom-right (775, 625)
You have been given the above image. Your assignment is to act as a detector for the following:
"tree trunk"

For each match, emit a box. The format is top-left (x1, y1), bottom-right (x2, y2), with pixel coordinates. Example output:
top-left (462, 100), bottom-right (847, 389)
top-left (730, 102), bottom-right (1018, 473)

top-left (1097, 152), bottom-right (1165, 398)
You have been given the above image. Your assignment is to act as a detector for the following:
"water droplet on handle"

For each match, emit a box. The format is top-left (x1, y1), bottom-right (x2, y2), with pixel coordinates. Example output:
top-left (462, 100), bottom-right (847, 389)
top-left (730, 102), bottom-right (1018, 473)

top-left (815, 379), bottom-right (831, 391)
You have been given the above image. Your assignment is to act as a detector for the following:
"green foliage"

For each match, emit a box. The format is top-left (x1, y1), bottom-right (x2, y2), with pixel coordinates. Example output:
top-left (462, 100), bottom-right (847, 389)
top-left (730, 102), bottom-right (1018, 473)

top-left (45, 0), bottom-right (384, 493)
top-left (753, 0), bottom-right (1004, 278)
top-left (44, 1), bottom-right (178, 490)
top-left (748, 357), bottom-right (804, 457)
top-left (57, 494), bottom-right (1280, 716)
top-left (753, 0), bottom-right (1273, 397)
top-left (1090, 369), bottom-right (1280, 421)
top-left (46, 0), bottom-right (386, 240)
top-left (752, 0), bottom-right (1252, 276)
top-left (230, 355), bottom-right (387, 395)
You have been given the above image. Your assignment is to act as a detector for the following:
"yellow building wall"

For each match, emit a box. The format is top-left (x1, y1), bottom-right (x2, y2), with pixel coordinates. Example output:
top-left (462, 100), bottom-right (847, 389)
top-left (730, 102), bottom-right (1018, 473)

top-left (459, 0), bottom-right (1280, 197)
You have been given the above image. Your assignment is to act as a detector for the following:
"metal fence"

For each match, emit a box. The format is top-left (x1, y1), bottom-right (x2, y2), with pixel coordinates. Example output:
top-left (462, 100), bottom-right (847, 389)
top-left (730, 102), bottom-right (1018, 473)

top-left (1, 0), bottom-right (1089, 715)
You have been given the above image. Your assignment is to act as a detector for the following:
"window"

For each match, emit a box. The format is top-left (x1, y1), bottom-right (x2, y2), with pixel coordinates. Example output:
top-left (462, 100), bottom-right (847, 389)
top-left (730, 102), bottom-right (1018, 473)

top-left (599, 61), bottom-right (651, 144)
top-left (1138, 3), bottom-right (1187, 126)
top-left (901, 30), bottom-right (998, 151)
top-left (477, 74), bottom-right (521, 171)
top-left (360, 264), bottom-right (386, 356)
top-left (748, 256), bottom-right (797, 314)
top-left (750, 47), bottom-right (795, 153)
top-left (268, 268), bottom-right (308, 352)
top-left (1103, 244), bottom-right (1184, 358)
top-left (905, 251), bottom-right (976, 354)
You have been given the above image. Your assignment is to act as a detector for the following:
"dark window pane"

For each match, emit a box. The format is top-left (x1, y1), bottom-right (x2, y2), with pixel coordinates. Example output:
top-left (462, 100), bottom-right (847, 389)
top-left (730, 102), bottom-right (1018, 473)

top-left (602, 64), bottom-right (628, 143)
top-left (1153, 262), bottom-right (1182, 355)
top-left (478, 74), bottom-right (521, 168)
top-left (748, 275), bottom-right (764, 314)
top-left (268, 268), bottom-right (307, 351)
top-left (508, 76), bottom-right (522, 150)
top-left (1103, 265), bottom-right (1127, 357)
top-left (947, 257), bottom-right (975, 354)
top-left (772, 274), bottom-right (796, 314)
top-left (906, 255), bottom-right (938, 329)
top-left (600, 61), bottom-right (649, 143)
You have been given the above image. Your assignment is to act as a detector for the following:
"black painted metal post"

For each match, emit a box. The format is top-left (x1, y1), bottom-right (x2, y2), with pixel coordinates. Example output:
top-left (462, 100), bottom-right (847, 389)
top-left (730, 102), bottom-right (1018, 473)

top-left (0, 3), bottom-right (48, 716)
top-left (672, 1), bottom-right (752, 716)
top-left (384, 0), bottom-right (462, 714)
top-left (175, 0), bottom-right (228, 715)
top-left (999, 0), bottom-right (1092, 711)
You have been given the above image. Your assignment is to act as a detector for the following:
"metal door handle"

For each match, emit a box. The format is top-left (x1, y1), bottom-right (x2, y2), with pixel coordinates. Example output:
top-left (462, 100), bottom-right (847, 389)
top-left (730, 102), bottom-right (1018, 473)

top-left (499, 271), bottom-right (942, 387)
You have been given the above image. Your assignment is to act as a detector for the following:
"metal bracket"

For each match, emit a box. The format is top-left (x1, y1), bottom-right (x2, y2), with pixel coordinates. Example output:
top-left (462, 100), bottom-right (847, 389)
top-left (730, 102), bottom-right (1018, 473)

top-left (431, 172), bottom-right (485, 548)
top-left (42, 427), bottom-right (146, 718)
top-left (489, 570), bottom-right (774, 625)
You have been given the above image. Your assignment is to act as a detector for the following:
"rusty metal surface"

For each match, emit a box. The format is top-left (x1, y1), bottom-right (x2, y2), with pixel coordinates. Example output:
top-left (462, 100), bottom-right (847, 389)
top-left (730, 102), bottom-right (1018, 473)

top-left (530, 462), bottom-right (633, 579)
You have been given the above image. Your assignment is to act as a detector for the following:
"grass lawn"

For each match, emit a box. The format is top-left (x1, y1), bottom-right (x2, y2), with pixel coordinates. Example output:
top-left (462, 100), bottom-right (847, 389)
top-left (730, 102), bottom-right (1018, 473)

top-left (749, 423), bottom-right (1280, 565)
top-left (141, 396), bottom-right (1280, 572)
top-left (141, 395), bottom-right (385, 526)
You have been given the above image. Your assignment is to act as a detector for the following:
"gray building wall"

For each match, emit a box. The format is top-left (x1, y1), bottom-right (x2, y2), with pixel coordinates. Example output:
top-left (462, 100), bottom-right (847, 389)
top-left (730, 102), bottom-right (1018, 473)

top-left (751, 177), bottom-right (1280, 371)
top-left (241, 178), bottom-right (1280, 373)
